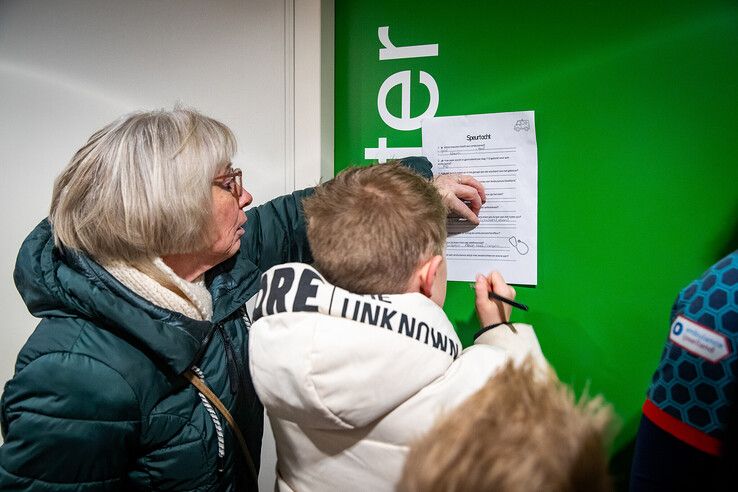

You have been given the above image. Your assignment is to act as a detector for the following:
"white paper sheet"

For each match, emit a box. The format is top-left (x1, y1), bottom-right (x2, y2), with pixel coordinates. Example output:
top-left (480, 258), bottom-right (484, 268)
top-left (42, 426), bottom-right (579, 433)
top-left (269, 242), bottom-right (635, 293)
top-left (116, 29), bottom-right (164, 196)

top-left (422, 111), bottom-right (537, 284)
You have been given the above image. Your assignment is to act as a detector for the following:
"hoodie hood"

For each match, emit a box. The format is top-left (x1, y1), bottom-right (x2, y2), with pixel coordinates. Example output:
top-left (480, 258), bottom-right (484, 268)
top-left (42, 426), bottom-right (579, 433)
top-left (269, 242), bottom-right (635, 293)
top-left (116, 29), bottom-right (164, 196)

top-left (14, 220), bottom-right (212, 375)
top-left (249, 263), bottom-right (461, 430)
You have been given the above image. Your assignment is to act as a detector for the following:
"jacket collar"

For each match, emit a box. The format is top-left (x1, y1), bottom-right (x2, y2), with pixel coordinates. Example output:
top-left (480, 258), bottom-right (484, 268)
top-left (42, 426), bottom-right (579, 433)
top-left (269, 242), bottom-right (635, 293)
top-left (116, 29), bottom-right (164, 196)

top-left (66, 248), bottom-right (213, 374)
top-left (15, 220), bottom-right (223, 375)
top-left (206, 253), bottom-right (260, 323)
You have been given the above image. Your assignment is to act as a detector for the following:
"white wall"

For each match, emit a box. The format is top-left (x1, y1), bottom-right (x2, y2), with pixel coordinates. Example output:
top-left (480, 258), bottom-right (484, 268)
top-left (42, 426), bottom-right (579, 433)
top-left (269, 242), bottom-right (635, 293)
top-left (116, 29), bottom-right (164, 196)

top-left (0, 0), bottom-right (333, 489)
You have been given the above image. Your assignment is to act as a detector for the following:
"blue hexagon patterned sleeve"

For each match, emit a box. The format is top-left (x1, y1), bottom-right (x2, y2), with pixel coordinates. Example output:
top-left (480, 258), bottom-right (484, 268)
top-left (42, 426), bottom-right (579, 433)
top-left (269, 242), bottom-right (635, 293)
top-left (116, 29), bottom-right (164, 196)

top-left (644, 251), bottom-right (738, 455)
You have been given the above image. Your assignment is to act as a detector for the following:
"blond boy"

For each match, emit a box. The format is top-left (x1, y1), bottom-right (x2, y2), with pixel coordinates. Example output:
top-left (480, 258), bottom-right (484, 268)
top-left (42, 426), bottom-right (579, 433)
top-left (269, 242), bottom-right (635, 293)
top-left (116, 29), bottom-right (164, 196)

top-left (249, 162), bottom-right (547, 491)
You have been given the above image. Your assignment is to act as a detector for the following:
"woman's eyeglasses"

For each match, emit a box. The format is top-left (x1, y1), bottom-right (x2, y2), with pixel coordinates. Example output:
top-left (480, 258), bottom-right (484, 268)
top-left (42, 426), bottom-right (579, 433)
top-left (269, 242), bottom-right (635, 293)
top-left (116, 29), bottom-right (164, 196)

top-left (213, 167), bottom-right (243, 200)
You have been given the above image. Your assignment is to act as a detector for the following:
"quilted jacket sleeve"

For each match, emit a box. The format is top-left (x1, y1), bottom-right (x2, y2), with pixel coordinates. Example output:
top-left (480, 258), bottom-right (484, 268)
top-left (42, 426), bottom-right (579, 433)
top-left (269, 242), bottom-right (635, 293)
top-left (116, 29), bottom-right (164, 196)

top-left (0, 352), bottom-right (140, 491)
top-left (394, 156), bottom-right (433, 179)
top-left (241, 188), bottom-right (315, 272)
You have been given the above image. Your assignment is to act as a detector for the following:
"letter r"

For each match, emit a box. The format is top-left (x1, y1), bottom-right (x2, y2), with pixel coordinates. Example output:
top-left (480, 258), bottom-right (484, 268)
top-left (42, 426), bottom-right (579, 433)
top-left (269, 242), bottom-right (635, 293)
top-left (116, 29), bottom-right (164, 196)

top-left (266, 267), bottom-right (295, 315)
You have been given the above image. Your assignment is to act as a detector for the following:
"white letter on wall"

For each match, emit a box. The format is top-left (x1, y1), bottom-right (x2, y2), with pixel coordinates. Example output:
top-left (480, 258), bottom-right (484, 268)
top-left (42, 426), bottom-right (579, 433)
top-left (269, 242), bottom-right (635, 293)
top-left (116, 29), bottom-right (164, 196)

top-left (378, 27), bottom-right (438, 60)
top-left (377, 70), bottom-right (439, 131)
top-left (364, 138), bottom-right (422, 163)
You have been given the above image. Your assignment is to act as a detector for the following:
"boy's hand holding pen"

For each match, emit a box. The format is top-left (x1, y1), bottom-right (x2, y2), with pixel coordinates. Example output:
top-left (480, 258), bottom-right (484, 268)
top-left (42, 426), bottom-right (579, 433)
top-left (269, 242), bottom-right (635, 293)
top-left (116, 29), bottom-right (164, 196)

top-left (473, 271), bottom-right (527, 329)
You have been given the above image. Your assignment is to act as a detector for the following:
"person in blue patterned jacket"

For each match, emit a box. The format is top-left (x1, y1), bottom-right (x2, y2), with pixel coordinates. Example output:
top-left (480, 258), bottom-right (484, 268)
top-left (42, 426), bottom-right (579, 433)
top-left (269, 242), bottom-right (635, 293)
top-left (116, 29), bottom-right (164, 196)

top-left (631, 250), bottom-right (738, 491)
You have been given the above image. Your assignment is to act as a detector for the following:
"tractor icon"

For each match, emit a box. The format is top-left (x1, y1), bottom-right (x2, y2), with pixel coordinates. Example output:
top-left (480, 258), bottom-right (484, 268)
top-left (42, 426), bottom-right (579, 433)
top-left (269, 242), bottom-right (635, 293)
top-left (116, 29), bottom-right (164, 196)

top-left (514, 119), bottom-right (530, 132)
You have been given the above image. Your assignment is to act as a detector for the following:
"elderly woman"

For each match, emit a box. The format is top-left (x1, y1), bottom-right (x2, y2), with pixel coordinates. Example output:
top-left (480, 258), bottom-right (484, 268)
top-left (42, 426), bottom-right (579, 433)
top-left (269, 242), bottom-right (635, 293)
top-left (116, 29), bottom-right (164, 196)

top-left (0, 108), bottom-right (484, 491)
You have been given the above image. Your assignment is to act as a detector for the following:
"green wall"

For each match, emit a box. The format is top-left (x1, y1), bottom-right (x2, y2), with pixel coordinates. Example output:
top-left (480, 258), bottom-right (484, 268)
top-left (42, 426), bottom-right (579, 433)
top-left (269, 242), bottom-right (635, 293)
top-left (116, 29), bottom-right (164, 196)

top-left (335, 0), bottom-right (738, 457)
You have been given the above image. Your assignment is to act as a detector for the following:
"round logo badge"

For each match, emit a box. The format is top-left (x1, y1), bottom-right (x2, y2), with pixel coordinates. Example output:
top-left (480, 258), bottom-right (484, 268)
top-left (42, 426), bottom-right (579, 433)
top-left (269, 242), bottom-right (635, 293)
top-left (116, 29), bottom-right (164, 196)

top-left (673, 322), bottom-right (684, 336)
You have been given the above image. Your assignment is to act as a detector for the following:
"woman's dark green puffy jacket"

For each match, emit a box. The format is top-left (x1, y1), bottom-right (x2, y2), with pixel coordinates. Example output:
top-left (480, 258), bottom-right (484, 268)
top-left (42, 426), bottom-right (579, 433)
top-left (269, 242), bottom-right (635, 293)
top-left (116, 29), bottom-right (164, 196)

top-left (0, 188), bottom-right (314, 491)
top-left (0, 158), bottom-right (432, 491)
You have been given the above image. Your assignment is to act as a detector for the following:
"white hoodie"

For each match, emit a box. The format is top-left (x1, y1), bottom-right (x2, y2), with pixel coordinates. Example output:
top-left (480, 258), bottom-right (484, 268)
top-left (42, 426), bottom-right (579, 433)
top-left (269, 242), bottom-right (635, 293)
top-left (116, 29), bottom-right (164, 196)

top-left (249, 263), bottom-right (546, 491)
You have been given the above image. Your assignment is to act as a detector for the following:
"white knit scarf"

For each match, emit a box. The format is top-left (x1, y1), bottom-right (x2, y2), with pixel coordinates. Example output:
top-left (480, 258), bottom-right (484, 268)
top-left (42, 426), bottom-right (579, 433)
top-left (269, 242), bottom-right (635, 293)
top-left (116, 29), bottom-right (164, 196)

top-left (102, 257), bottom-right (213, 321)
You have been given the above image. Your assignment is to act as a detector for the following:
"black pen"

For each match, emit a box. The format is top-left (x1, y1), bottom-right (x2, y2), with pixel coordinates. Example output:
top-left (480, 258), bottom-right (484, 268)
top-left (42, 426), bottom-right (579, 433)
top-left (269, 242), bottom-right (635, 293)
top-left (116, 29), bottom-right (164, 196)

top-left (488, 291), bottom-right (529, 311)
top-left (469, 283), bottom-right (529, 311)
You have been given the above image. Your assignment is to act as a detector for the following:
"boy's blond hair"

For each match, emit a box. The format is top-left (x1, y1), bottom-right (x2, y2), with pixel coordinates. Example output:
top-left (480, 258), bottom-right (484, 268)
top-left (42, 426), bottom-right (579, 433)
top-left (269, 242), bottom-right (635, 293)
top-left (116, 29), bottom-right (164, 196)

top-left (398, 361), bottom-right (615, 492)
top-left (303, 162), bottom-right (446, 294)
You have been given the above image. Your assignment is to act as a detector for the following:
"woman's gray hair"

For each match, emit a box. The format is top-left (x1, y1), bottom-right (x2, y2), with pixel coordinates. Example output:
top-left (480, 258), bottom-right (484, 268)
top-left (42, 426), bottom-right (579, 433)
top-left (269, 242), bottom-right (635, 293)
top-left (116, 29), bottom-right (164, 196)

top-left (50, 107), bottom-right (236, 262)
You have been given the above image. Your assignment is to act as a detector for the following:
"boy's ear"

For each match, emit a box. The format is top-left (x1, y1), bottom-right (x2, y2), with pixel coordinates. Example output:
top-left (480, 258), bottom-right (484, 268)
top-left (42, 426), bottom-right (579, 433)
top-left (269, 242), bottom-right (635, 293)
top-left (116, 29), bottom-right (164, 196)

top-left (418, 255), bottom-right (444, 298)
